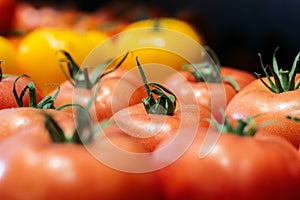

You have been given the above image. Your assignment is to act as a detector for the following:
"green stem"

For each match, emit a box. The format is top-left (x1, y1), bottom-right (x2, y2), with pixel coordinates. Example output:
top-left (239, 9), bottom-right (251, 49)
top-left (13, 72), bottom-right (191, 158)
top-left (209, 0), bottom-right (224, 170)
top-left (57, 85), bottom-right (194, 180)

top-left (43, 105), bottom-right (110, 144)
top-left (13, 75), bottom-right (58, 109)
top-left (287, 116), bottom-right (300, 123)
top-left (13, 74), bottom-right (31, 107)
top-left (44, 114), bottom-right (69, 143)
top-left (94, 52), bottom-right (129, 83)
top-left (136, 57), bottom-right (176, 115)
top-left (210, 111), bottom-right (257, 137)
top-left (28, 82), bottom-right (37, 107)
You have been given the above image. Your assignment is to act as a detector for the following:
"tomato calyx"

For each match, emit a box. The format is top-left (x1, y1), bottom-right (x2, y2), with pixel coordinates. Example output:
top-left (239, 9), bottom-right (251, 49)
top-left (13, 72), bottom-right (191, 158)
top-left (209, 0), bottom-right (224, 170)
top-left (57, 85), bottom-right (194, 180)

top-left (210, 112), bottom-right (256, 136)
top-left (182, 47), bottom-right (240, 91)
top-left (44, 106), bottom-right (109, 144)
top-left (57, 50), bottom-right (128, 89)
top-left (13, 74), bottom-right (61, 109)
top-left (44, 109), bottom-right (92, 144)
top-left (254, 47), bottom-right (300, 93)
top-left (136, 57), bottom-right (176, 116)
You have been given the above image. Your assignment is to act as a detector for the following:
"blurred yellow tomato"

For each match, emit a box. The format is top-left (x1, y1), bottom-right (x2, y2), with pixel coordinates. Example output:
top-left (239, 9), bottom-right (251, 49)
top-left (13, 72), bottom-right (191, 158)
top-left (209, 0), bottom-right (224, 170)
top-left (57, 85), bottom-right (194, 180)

top-left (113, 18), bottom-right (206, 79)
top-left (0, 36), bottom-right (19, 75)
top-left (17, 28), bottom-right (110, 93)
top-left (121, 17), bottom-right (204, 44)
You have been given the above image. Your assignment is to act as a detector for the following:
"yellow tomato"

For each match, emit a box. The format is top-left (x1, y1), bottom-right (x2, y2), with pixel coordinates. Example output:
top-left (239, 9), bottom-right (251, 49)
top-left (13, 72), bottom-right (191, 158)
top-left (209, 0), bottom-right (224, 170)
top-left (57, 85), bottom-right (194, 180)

top-left (112, 18), bottom-right (206, 79)
top-left (0, 36), bottom-right (19, 75)
top-left (121, 17), bottom-right (204, 44)
top-left (17, 28), bottom-right (110, 94)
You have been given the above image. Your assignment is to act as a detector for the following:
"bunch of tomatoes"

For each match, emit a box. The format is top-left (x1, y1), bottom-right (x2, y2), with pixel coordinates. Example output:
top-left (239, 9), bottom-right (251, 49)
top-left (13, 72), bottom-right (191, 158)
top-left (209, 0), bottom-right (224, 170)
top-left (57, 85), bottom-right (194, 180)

top-left (0, 1), bottom-right (300, 199)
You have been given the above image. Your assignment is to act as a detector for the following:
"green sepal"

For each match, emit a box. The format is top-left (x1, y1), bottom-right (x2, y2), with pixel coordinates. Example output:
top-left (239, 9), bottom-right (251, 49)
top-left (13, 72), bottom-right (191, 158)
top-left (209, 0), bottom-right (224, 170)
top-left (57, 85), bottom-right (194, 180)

top-left (136, 57), bottom-right (177, 116)
top-left (254, 48), bottom-right (300, 93)
top-left (209, 110), bottom-right (257, 137)
top-left (57, 50), bottom-right (128, 89)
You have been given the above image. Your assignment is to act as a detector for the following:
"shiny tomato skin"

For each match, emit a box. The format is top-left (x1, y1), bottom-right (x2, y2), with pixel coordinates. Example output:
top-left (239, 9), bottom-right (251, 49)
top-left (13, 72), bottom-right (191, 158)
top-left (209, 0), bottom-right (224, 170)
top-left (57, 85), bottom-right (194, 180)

top-left (226, 75), bottom-right (300, 148)
top-left (0, 75), bottom-right (44, 110)
top-left (0, 107), bottom-right (75, 142)
top-left (0, 122), bottom-right (161, 200)
top-left (107, 102), bottom-right (212, 152)
top-left (154, 130), bottom-right (300, 200)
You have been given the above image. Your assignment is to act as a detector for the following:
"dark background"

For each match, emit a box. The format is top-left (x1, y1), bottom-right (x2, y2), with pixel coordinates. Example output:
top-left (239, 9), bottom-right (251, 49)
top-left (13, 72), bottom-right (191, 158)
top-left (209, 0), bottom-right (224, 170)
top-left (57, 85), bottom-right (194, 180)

top-left (26, 0), bottom-right (300, 73)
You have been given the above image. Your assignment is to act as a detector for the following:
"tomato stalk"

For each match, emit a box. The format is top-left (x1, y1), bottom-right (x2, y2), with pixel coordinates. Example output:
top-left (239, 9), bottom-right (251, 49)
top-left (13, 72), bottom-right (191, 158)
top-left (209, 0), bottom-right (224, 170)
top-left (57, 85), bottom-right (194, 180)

top-left (254, 47), bottom-right (300, 93)
top-left (287, 115), bottom-right (300, 123)
top-left (44, 107), bottom-right (109, 144)
top-left (57, 50), bottom-right (128, 89)
top-left (136, 57), bottom-right (176, 116)
top-left (210, 111), bottom-right (256, 136)
top-left (13, 74), bottom-right (66, 109)
top-left (182, 47), bottom-right (240, 91)
top-left (44, 112), bottom-right (90, 144)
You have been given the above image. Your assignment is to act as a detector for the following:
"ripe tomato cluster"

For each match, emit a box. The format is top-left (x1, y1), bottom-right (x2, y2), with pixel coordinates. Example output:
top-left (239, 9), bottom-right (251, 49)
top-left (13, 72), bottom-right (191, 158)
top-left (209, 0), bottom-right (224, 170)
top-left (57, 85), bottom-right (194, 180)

top-left (0, 1), bottom-right (300, 199)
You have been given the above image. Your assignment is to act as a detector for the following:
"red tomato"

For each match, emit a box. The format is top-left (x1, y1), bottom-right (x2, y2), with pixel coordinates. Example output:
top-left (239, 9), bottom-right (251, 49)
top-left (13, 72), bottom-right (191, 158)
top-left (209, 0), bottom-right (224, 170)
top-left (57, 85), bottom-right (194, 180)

top-left (164, 65), bottom-right (255, 122)
top-left (226, 75), bottom-right (300, 148)
top-left (154, 127), bottom-right (300, 200)
top-left (103, 58), bottom-right (213, 151)
top-left (226, 51), bottom-right (300, 148)
top-left (0, 68), bottom-right (44, 109)
top-left (0, 112), bottom-right (161, 199)
top-left (0, 107), bottom-right (75, 142)
top-left (0, 0), bottom-right (16, 34)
